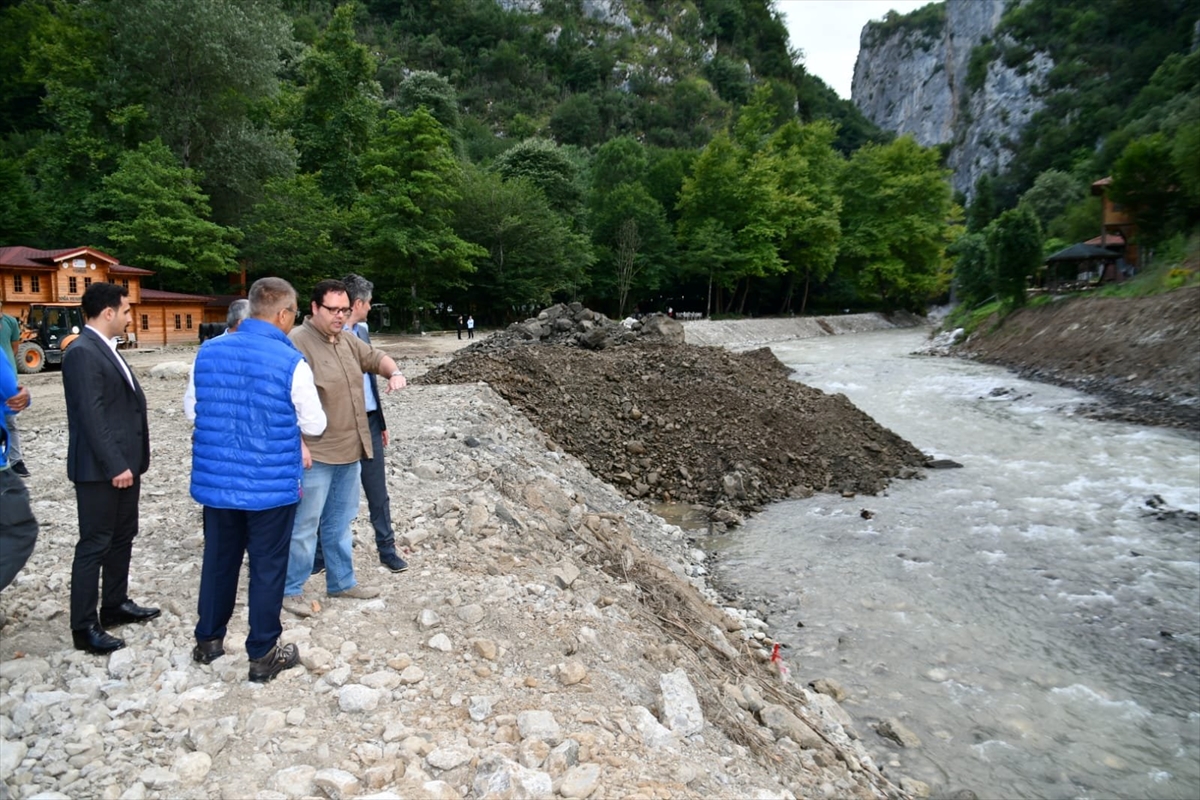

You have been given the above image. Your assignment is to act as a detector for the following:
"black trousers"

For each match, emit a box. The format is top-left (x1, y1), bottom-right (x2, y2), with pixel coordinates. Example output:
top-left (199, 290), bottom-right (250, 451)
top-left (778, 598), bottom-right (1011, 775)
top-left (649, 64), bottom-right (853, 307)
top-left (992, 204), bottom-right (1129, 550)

top-left (70, 478), bottom-right (140, 630)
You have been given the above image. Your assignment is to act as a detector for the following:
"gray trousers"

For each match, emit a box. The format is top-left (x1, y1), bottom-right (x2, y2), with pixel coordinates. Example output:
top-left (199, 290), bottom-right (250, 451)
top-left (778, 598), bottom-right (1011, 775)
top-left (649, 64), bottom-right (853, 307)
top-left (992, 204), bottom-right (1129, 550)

top-left (3, 414), bottom-right (21, 464)
top-left (0, 467), bottom-right (38, 591)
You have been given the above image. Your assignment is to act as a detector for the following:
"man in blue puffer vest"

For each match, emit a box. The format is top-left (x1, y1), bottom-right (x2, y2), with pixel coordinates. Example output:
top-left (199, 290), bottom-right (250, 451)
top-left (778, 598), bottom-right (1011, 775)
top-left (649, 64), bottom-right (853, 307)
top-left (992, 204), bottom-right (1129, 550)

top-left (186, 277), bottom-right (327, 683)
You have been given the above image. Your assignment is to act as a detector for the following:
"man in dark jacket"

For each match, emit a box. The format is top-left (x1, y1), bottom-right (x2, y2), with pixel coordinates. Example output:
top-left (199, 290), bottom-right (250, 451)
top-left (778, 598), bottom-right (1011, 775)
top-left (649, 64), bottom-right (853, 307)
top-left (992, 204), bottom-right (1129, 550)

top-left (187, 277), bottom-right (326, 682)
top-left (62, 283), bottom-right (156, 655)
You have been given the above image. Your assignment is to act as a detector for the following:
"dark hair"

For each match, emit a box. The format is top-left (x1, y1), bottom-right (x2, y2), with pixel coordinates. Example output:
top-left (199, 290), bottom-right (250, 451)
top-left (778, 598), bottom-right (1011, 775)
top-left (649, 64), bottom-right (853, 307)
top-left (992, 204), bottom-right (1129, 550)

top-left (81, 282), bottom-right (128, 320)
top-left (310, 279), bottom-right (348, 307)
top-left (340, 273), bottom-right (374, 305)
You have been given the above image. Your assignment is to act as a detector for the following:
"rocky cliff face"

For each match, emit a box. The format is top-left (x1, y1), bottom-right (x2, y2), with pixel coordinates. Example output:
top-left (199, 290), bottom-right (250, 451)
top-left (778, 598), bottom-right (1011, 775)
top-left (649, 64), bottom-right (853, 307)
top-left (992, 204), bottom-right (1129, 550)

top-left (851, 0), bottom-right (1052, 200)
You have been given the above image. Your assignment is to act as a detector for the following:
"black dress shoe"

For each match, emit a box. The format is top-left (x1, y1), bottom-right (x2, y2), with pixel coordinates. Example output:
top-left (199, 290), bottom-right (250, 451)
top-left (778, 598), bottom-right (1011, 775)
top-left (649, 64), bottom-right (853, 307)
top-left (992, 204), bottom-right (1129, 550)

top-left (72, 626), bottom-right (125, 654)
top-left (100, 600), bottom-right (161, 628)
top-left (192, 637), bottom-right (225, 664)
top-left (248, 642), bottom-right (299, 683)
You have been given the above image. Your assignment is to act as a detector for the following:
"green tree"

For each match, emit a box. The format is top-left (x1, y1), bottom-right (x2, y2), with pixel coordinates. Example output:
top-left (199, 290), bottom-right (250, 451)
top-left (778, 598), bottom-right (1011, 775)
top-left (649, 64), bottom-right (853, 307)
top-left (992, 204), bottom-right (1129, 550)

top-left (87, 139), bottom-right (239, 292)
top-left (453, 167), bottom-right (593, 317)
top-left (966, 173), bottom-right (996, 233)
top-left (838, 136), bottom-right (957, 311)
top-left (986, 205), bottom-right (1042, 307)
top-left (105, 0), bottom-right (297, 223)
top-left (493, 138), bottom-right (584, 218)
top-left (294, 4), bottom-right (380, 208)
top-left (241, 173), bottom-right (363, 291)
top-left (394, 70), bottom-right (460, 130)
top-left (677, 131), bottom-right (782, 315)
top-left (590, 136), bottom-right (648, 197)
top-left (1111, 133), bottom-right (1184, 245)
top-left (590, 183), bottom-right (674, 316)
top-left (949, 232), bottom-right (993, 307)
top-left (767, 120), bottom-right (843, 313)
top-left (358, 108), bottom-right (484, 331)
top-left (1018, 169), bottom-right (1082, 230)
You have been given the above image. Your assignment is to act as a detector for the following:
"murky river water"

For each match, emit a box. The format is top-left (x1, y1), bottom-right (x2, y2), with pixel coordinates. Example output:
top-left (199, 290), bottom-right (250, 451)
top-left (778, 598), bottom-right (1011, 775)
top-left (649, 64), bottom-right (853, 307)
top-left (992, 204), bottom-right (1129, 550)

top-left (706, 328), bottom-right (1200, 800)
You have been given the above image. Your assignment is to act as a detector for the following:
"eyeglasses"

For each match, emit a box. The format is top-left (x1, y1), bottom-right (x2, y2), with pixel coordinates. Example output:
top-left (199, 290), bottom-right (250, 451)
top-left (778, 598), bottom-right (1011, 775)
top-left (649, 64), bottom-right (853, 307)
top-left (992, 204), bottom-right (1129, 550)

top-left (320, 304), bottom-right (352, 317)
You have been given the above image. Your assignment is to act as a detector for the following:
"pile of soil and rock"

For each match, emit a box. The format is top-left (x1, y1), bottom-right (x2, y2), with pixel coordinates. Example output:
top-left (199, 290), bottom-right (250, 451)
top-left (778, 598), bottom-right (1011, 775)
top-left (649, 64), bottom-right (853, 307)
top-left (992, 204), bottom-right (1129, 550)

top-left (420, 304), bottom-right (931, 522)
top-left (948, 286), bottom-right (1200, 430)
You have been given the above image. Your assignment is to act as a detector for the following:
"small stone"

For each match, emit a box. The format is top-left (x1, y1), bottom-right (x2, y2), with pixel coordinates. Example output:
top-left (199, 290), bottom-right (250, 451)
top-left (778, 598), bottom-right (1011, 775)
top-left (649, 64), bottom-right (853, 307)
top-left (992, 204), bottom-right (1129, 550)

top-left (338, 684), bottom-right (382, 713)
top-left (876, 718), bottom-right (922, 748)
top-left (559, 763), bottom-right (601, 798)
top-left (552, 561), bottom-right (581, 589)
top-left (269, 765), bottom-right (317, 797)
top-left (314, 768), bottom-right (361, 799)
top-left (472, 639), bottom-right (498, 661)
top-left (399, 665), bottom-right (426, 684)
top-left (557, 660), bottom-right (587, 686)
top-left (516, 710), bottom-right (562, 746)
top-left (468, 696), bottom-right (494, 722)
top-left (808, 678), bottom-right (847, 702)
top-left (659, 669), bottom-right (704, 736)
top-left (417, 609), bottom-right (442, 630)
top-left (456, 604), bottom-right (485, 625)
top-left (427, 633), bottom-right (453, 652)
top-left (173, 752), bottom-right (211, 785)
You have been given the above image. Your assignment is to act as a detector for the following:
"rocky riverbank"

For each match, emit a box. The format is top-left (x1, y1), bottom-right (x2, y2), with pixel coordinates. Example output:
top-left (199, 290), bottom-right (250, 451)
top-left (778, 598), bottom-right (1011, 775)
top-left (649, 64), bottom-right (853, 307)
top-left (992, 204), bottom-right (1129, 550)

top-left (0, 322), bottom-right (919, 800)
top-left (944, 287), bottom-right (1200, 431)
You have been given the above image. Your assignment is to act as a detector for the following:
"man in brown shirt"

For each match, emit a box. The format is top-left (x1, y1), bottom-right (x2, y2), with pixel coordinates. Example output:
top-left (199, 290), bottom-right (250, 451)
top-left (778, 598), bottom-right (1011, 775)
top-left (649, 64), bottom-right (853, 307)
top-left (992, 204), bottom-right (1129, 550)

top-left (282, 279), bottom-right (407, 615)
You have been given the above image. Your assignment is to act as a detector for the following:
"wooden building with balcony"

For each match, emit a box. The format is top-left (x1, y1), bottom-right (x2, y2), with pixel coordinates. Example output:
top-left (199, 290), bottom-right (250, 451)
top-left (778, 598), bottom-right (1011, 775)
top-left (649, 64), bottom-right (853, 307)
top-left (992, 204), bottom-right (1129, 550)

top-left (0, 245), bottom-right (212, 347)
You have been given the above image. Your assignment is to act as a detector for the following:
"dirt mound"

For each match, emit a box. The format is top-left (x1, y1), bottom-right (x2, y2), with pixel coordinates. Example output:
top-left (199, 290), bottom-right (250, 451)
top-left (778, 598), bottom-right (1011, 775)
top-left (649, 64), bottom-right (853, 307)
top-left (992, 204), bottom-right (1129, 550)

top-left (419, 333), bottom-right (929, 520)
top-left (958, 286), bottom-right (1200, 430)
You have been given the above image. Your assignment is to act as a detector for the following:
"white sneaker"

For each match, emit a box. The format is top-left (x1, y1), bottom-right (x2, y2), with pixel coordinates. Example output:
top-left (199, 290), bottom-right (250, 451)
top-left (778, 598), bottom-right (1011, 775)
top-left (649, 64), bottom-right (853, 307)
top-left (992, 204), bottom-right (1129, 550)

top-left (282, 595), bottom-right (316, 617)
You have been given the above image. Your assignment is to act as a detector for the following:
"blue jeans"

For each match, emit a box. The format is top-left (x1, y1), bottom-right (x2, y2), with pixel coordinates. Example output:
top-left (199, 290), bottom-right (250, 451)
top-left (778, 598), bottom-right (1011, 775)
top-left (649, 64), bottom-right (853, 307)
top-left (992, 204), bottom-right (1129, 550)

top-left (284, 461), bottom-right (361, 597)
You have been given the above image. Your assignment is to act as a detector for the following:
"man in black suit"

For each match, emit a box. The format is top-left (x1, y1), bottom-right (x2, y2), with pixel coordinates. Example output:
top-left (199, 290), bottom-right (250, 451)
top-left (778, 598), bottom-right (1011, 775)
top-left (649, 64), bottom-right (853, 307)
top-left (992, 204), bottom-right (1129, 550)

top-left (63, 282), bottom-right (158, 654)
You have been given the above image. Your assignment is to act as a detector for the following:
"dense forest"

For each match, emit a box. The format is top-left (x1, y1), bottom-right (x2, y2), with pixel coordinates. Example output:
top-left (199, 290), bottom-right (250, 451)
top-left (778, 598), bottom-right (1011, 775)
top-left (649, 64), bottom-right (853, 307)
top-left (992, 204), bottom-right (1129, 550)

top-left (0, 0), bottom-right (1195, 328)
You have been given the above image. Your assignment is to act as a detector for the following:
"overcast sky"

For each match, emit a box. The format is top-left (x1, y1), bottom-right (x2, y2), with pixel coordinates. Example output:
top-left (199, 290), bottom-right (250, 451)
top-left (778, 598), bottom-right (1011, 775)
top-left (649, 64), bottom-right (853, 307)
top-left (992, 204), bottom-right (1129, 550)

top-left (777, 0), bottom-right (934, 100)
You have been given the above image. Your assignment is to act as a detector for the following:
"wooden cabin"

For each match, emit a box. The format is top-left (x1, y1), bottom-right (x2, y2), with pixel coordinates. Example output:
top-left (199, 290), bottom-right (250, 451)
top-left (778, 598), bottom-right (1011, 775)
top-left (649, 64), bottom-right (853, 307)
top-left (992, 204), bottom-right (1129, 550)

top-left (1090, 177), bottom-right (1140, 269)
top-left (0, 245), bottom-right (212, 347)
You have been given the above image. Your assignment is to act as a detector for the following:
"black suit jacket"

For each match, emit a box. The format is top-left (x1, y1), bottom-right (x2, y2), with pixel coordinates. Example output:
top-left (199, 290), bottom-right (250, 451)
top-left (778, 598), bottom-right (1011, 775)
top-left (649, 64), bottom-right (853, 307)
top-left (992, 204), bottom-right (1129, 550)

top-left (62, 327), bottom-right (150, 483)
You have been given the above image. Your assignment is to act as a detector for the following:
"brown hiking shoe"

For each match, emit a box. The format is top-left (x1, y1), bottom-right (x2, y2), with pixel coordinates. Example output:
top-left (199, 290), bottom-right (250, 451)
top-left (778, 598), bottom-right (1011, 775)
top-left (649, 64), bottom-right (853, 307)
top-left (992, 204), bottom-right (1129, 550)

top-left (248, 642), bottom-right (299, 683)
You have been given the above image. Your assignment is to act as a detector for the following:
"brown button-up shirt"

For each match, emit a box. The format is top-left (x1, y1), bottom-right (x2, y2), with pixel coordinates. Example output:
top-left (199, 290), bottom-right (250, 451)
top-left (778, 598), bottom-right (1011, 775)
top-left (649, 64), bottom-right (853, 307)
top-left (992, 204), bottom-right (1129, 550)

top-left (289, 319), bottom-right (386, 464)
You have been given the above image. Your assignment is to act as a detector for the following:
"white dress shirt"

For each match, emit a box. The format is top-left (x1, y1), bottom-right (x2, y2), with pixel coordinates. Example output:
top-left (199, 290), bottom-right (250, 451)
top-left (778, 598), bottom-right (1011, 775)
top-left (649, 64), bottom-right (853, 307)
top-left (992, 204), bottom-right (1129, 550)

top-left (86, 324), bottom-right (135, 388)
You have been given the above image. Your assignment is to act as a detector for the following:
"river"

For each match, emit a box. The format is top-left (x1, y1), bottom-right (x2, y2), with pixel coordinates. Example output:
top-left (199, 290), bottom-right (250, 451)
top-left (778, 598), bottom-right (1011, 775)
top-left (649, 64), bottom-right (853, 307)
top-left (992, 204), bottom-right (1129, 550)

top-left (705, 328), bottom-right (1200, 800)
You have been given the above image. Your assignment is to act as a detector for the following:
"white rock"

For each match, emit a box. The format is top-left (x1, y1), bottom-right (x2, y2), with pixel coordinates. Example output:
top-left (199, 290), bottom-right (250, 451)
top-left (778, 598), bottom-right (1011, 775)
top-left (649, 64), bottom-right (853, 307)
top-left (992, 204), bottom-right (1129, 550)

top-left (107, 648), bottom-right (138, 679)
top-left (468, 695), bottom-right (494, 722)
top-left (137, 766), bottom-right (178, 789)
top-left (659, 669), bottom-right (704, 736)
top-left (0, 738), bottom-right (27, 778)
top-left (269, 764), bottom-right (317, 797)
top-left (559, 763), bottom-right (601, 798)
top-left (150, 361), bottom-right (191, 378)
top-left (427, 633), bottom-right (453, 652)
top-left (516, 710), bottom-right (562, 746)
top-left (246, 708), bottom-right (287, 736)
top-left (339, 684), bottom-right (382, 713)
top-left (472, 756), bottom-right (552, 800)
top-left (426, 744), bottom-right (472, 771)
top-left (628, 706), bottom-right (678, 749)
top-left (417, 609), bottom-right (442, 630)
top-left (173, 751), bottom-right (212, 785)
top-left (360, 670), bottom-right (401, 690)
top-left (557, 660), bottom-right (587, 686)
top-left (400, 528), bottom-right (430, 547)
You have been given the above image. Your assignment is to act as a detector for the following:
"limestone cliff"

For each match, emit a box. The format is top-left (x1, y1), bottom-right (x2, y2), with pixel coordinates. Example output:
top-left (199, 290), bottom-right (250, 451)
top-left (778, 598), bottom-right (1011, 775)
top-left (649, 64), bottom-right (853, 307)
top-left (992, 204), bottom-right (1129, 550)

top-left (851, 0), bottom-right (1052, 200)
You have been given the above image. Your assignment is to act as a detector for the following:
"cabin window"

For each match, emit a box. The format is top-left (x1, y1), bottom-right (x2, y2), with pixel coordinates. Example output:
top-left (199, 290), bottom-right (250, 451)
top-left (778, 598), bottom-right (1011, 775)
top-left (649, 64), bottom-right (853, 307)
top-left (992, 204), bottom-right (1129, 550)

top-left (174, 314), bottom-right (181, 330)
top-left (13, 275), bottom-right (22, 293)
top-left (30, 276), bottom-right (39, 293)
top-left (186, 314), bottom-right (193, 329)
top-left (141, 314), bottom-right (149, 331)
top-left (84, 277), bottom-right (92, 288)
top-left (121, 279), bottom-right (129, 289)
top-left (69, 277), bottom-right (77, 293)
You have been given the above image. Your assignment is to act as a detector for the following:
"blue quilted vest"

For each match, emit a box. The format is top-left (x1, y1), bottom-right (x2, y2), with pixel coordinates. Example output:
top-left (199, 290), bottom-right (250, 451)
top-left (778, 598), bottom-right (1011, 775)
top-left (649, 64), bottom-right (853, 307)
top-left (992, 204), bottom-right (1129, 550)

top-left (189, 318), bottom-right (306, 510)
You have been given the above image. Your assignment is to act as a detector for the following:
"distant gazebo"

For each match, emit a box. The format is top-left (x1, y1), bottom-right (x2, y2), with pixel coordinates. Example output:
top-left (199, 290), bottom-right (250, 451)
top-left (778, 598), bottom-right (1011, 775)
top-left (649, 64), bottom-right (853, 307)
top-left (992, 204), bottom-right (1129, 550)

top-left (1044, 242), bottom-right (1119, 289)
